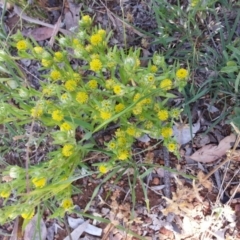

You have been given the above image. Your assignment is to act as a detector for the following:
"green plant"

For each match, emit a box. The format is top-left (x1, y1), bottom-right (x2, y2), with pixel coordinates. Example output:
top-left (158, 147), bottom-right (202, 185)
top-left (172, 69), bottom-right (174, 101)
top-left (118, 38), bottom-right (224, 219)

top-left (0, 15), bottom-right (189, 227)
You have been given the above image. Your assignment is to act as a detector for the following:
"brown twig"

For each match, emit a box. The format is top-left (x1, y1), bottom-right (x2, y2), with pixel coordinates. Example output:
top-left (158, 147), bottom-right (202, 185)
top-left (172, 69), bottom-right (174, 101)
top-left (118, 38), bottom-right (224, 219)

top-left (163, 147), bottom-right (172, 199)
top-left (14, 5), bottom-right (72, 35)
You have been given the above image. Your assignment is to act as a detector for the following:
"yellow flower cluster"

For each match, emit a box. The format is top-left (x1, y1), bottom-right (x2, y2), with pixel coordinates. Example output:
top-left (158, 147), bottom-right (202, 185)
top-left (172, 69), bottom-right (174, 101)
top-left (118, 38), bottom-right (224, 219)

top-left (160, 79), bottom-right (172, 90)
top-left (176, 68), bottom-right (188, 79)
top-left (50, 70), bottom-right (61, 81)
top-left (167, 142), bottom-right (177, 152)
top-left (16, 40), bottom-right (28, 51)
top-left (81, 15), bottom-right (92, 25)
top-left (52, 110), bottom-right (64, 122)
top-left (32, 177), bottom-right (47, 188)
top-left (76, 91), bottom-right (88, 103)
top-left (107, 141), bottom-right (116, 150)
top-left (113, 85), bottom-right (122, 95)
top-left (117, 149), bottom-right (130, 160)
top-left (150, 65), bottom-right (158, 73)
top-left (62, 144), bottom-right (74, 157)
top-left (115, 103), bottom-right (125, 112)
top-left (41, 59), bottom-right (52, 67)
top-left (60, 122), bottom-right (72, 131)
top-left (158, 110), bottom-right (169, 121)
top-left (0, 190), bottom-right (11, 198)
top-left (21, 209), bottom-right (35, 219)
top-left (61, 198), bottom-right (73, 210)
top-left (90, 34), bottom-right (102, 46)
top-left (88, 80), bottom-right (98, 89)
top-left (161, 127), bottom-right (173, 139)
top-left (33, 46), bottom-right (43, 54)
top-left (31, 106), bottom-right (43, 118)
top-left (54, 52), bottom-right (64, 62)
top-left (100, 111), bottom-right (111, 120)
top-left (90, 59), bottom-right (102, 72)
top-left (65, 80), bottom-right (77, 91)
top-left (99, 165), bottom-right (108, 174)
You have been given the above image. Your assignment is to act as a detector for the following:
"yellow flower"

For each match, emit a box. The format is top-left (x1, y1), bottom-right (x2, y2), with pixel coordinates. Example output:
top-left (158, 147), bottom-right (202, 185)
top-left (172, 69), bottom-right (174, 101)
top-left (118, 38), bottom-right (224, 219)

top-left (113, 85), bottom-right (122, 95)
top-left (150, 65), bottom-right (158, 73)
top-left (90, 59), bottom-right (102, 72)
top-left (117, 150), bottom-right (129, 160)
top-left (82, 15), bottom-right (92, 24)
top-left (99, 165), bottom-right (108, 174)
top-left (61, 93), bottom-right (70, 102)
top-left (88, 80), bottom-right (98, 89)
top-left (133, 93), bottom-right (141, 102)
top-left (167, 142), bottom-right (177, 152)
top-left (31, 106), bottom-right (43, 118)
top-left (176, 68), bottom-right (189, 79)
top-left (190, 0), bottom-right (200, 7)
top-left (65, 80), bottom-right (77, 91)
top-left (60, 122), bottom-right (72, 131)
top-left (144, 98), bottom-right (152, 104)
top-left (132, 104), bottom-right (142, 115)
top-left (90, 54), bottom-right (100, 59)
top-left (50, 70), bottom-right (61, 81)
top-left (61, 198), bottom-right (73, 210)
top-left (72, 38), bottom-right (80, 46)
top-left (108, 141), bottom-right (116, 150)
top-left (76, 92), bottom-right (88, 103)
top-left (62, 144), bottom-right (74, 157)
top-left (161, 127), bottom-right (173, 139)
top-left (144, 121), bottom-right (153, 129)
top-left (158, 110), bottom-right (169, 121)
top-left (0, 190), bottom-right (11, 198)
top-left (32, 177), bottom-right (47, 188)
top-left (54, 52), bottom-right (64, 62)
top-left (52, 110), bottom-right (64, 122)
top-left (154, 104), bottom-right (160, 112)
top-left (101, 100), bottom-right (112, 110)
top-left (105, 79), bottom-right (115, 89)
top-left (98, 29), bottom-right (106, 36)
top-left (115, 103), bottom-right (125, 112)
top-left (21, 210), bottom-right (35, 220)
top-left (171, 108), bottom-right (181, 119)
top-left (126, 127), bottom-right (136, 136)
top-left (100, 111), bottom-right (111, 120)
top-left (160, 79), bottom-right (172, 90)
top-left (146, 74), bottom-right (155, 83)
top-left (33, 46), bottom-right (43, 54)
top-left (115, 129), bottom-right (125, 137)
top-left (90, 34), bottom-right (102, 46)
top-left (85, 44), bottom-right (93, 52)
top-left (16, 40), bottom-right (28, 51)
top-left (107, 62), bottom-right (116, 68)
top-left (42, 86), bottom-right (53, 96)
top-left (117, 137), bottom-right (127, 146)
top-left (41, 59), bottom-right (52, 67)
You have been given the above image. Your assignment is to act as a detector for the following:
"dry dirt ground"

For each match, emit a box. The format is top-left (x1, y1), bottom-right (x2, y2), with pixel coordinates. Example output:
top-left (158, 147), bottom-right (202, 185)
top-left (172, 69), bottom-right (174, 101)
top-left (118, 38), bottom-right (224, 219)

top-left (0, 0), bottom-right (240, 239)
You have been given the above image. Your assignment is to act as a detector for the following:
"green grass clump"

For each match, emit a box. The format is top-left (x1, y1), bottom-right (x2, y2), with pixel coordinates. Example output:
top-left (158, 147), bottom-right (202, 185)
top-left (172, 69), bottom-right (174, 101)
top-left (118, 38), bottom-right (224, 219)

top-left (0, 15), bottom-right (189, 226)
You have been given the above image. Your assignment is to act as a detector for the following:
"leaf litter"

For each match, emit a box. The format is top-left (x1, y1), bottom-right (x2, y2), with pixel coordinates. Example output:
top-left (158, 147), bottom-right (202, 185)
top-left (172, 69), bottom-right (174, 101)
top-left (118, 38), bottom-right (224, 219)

top-left (1, 0), bottom-right (240, 239)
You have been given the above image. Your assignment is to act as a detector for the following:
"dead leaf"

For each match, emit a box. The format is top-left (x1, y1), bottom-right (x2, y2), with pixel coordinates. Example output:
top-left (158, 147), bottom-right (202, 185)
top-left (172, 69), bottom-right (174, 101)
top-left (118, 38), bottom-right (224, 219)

top-left (24, 215), bottom-right (47, 240)
top-left (49, 17), bottom-right (61, 46)
top-left (64, 220), bottom-right (89, 240)
top-left (197, 171), bottom-right (213, 191)
top-left (25, 27), bottom-right (54, 41)
top-left (173, 121), bottom-right (200, 145)
top-left (189, 134), bottom-right (236, 163)
top-left (14, 6), bottom-right (71, 35)
top-left (64, 0), bottom-right (82, 30)
top-left (67, 217), bottom-right (102, 236)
